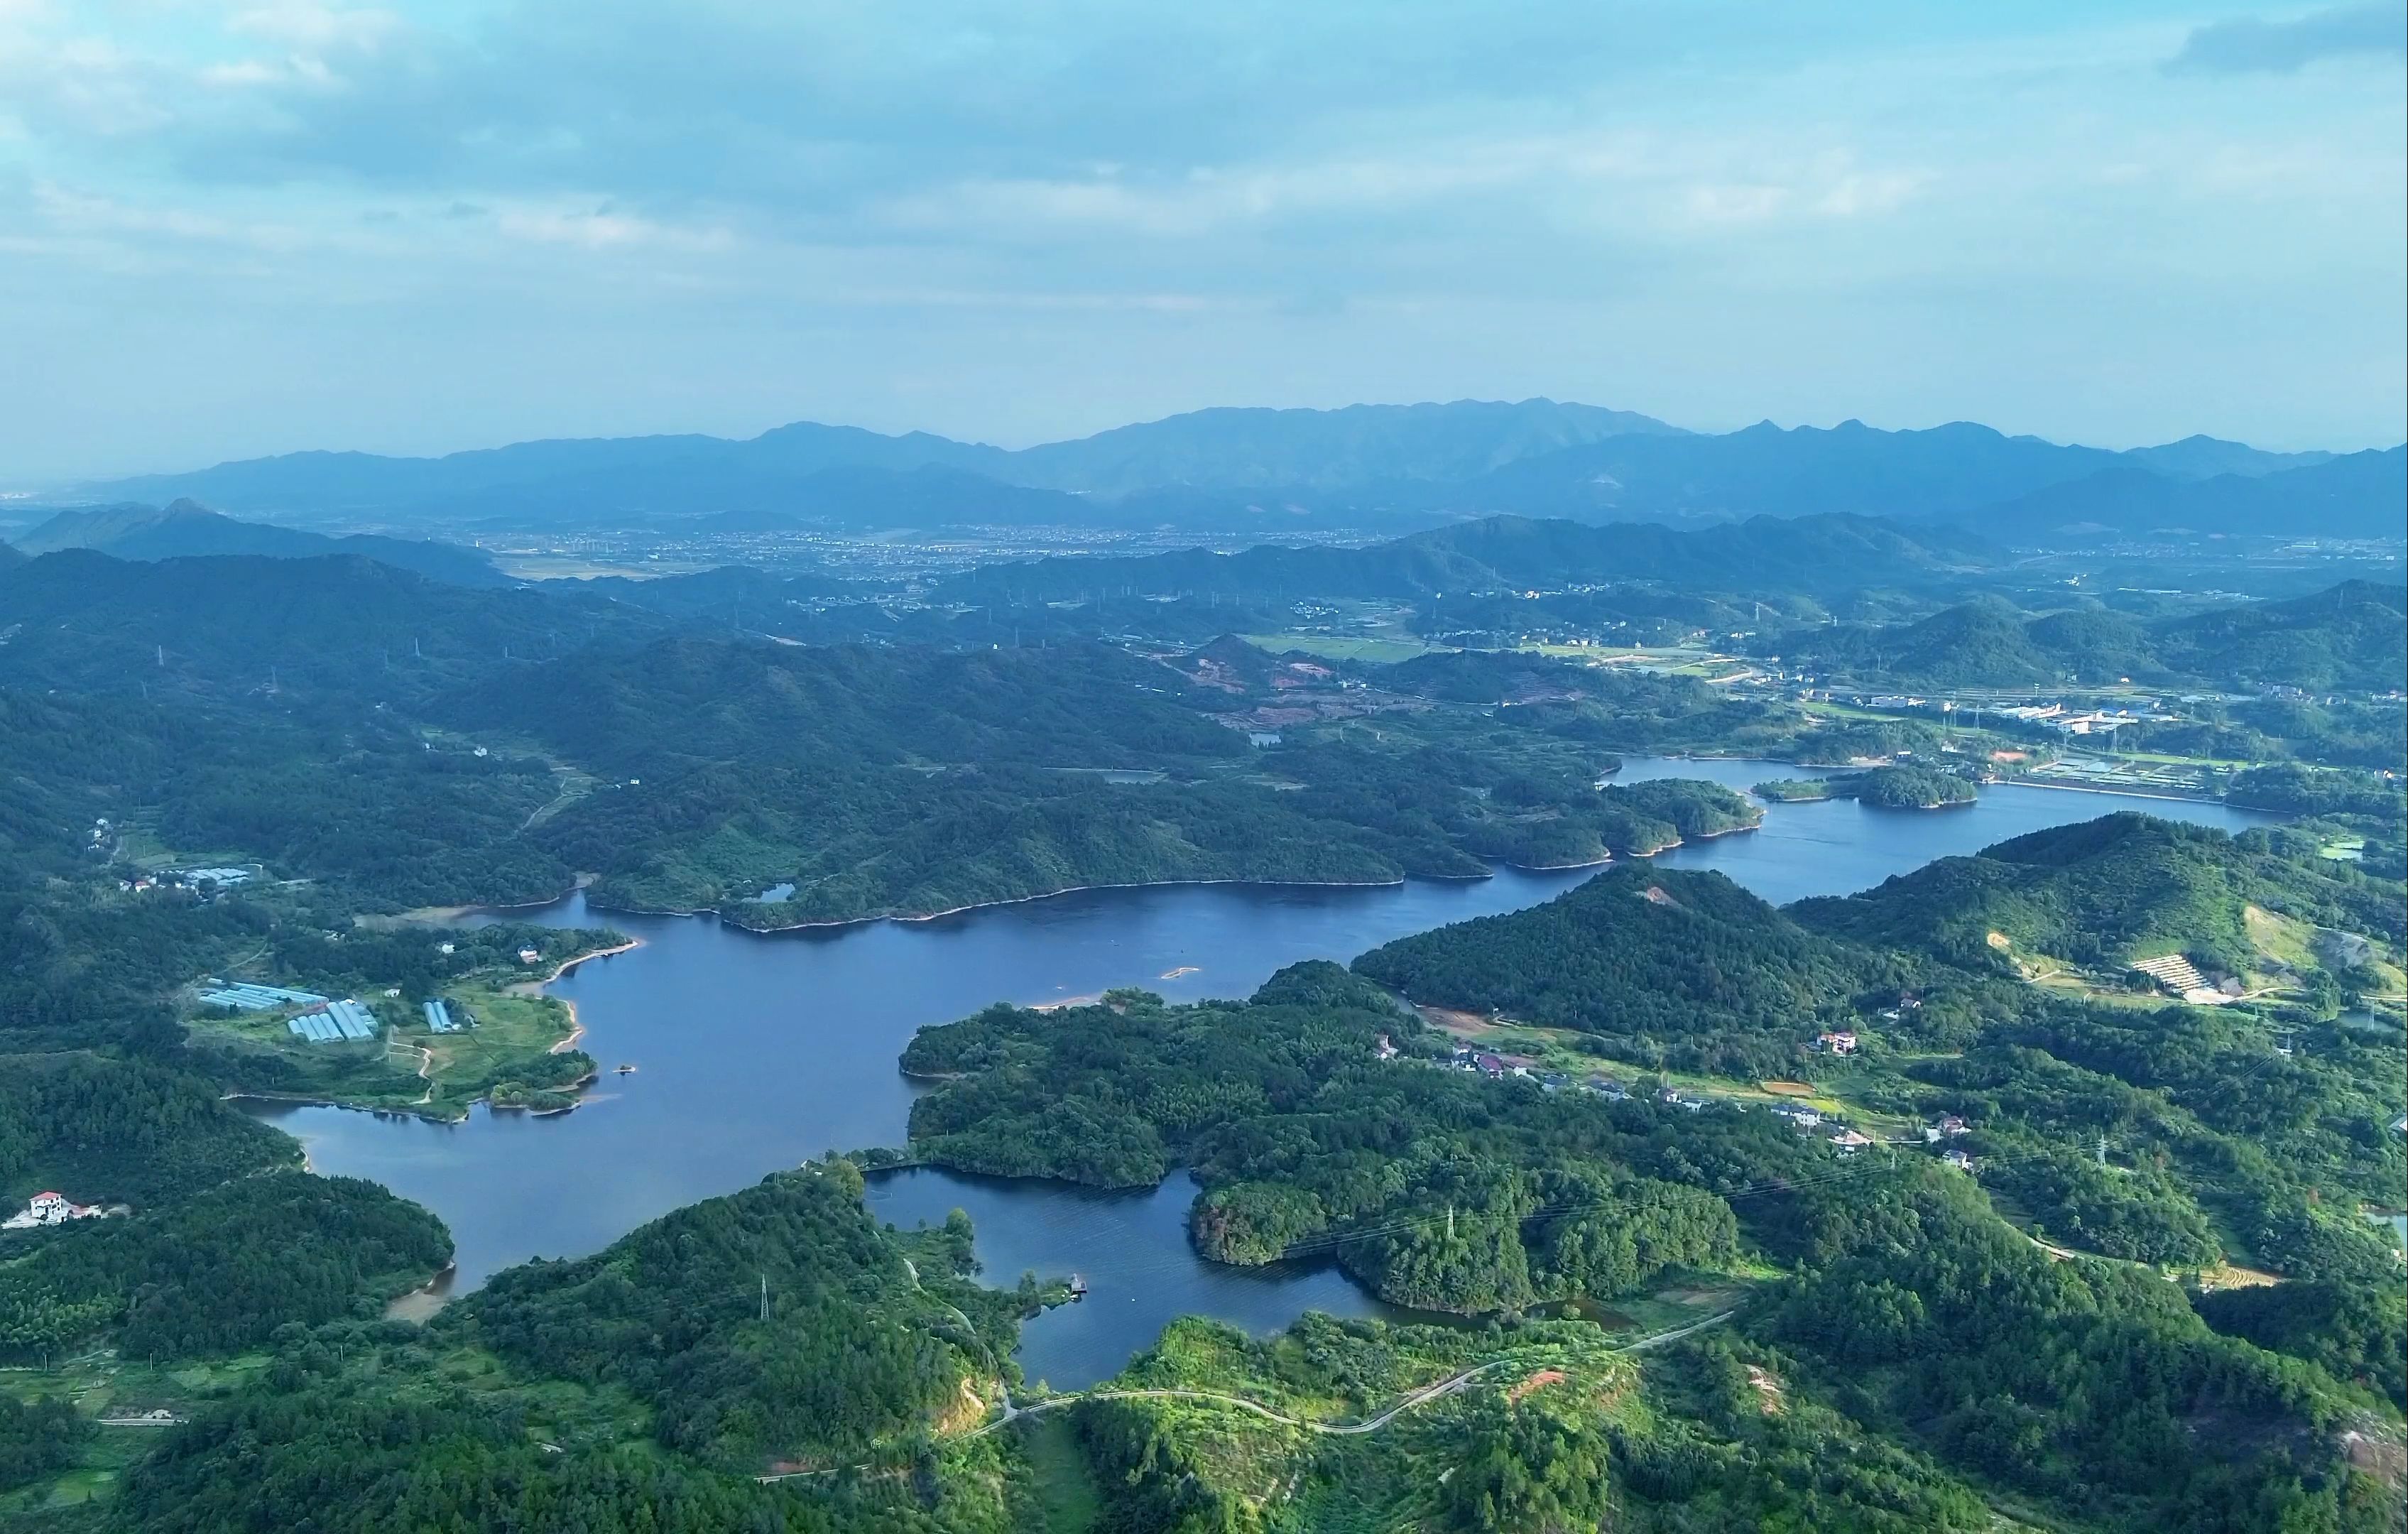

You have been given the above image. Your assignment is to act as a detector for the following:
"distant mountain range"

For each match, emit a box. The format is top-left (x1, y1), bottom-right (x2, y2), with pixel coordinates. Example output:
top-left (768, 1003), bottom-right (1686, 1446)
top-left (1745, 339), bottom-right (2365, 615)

top-left (11, 499), bottom-right (510, 586)
top-left (43, 401), bottom-right (2404, 542)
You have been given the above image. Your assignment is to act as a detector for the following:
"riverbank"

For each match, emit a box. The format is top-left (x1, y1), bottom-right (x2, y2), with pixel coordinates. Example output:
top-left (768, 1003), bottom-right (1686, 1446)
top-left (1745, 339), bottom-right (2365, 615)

top-left (505, 937), bottom-right (643, 1045)
top-left (2010, 776), bottom-right (2231, 806)
top-left (387, 874), bottom-right (601, 926)
top-left (714, 874), bottom-right (1424, 934)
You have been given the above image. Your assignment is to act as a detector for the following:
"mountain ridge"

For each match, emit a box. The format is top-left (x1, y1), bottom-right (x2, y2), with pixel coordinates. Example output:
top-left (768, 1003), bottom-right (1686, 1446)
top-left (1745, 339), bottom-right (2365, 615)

top-left (57, 402), bottom-right (2404, 540)
top-left (13, 499), bottom-right (509, 586)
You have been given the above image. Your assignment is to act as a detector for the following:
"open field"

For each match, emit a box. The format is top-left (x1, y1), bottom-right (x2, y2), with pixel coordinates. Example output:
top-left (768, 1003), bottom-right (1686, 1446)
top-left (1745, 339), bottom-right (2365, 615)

top-left (1239, 633), bottom-right (1455, 663)
top-left (187, 978), bottom-right (589, 1118)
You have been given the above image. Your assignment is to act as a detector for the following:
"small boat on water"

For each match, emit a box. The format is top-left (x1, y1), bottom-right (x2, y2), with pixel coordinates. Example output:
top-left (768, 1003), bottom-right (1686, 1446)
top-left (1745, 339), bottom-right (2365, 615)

top-left (614, 1064), bottom-right (638, 1075)
top-left (1067, 1273), bottom-right (1088, 1300)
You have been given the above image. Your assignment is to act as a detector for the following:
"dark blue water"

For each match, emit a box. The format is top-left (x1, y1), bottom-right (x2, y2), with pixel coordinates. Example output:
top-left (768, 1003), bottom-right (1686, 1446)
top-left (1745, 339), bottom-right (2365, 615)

top-left (254, 762), bottom-right (2271, 1386)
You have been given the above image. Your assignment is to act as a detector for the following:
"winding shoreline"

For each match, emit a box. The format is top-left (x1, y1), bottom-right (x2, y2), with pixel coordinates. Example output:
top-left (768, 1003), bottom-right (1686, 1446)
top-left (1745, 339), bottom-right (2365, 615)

top-left (506, 939), bottom-right (644, 1058)
top-left (585, 847), bottom-right (1756, 934)
top-left (713, 875), bottom-right (1424, 934)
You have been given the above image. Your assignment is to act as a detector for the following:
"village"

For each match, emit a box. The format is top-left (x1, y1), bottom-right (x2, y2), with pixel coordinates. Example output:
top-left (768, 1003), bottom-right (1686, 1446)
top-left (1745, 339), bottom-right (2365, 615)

top-left (1382, 1006), bottom-right (1985, 1175)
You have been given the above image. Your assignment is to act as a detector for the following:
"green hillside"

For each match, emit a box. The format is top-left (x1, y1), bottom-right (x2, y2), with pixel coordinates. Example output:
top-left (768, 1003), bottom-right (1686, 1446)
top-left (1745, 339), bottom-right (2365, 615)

top-left (437, 638), bottom-right (1246, 777)
top-left (0, 549), bottom-right (675, 702)
top-left (1772, 580), bottom-right (2407, 691)
top-left (82, 1161), bottom-right (1033, 1530)
top-left (936, 511), bottom-right (1998, 604)
top-left (894, 959), bottom-right (2399, 1531)
top-left (1351, 866), bottom-right (1910, 1076)
top-left (446, 636), bottom-right (1767, 920)
top-left (2154, 578), bottom-right (2408, 692)
top-left (904, 962), bottom-right (1763, 1312)
top-left (1793, 812), bottom-right (2399, 977)
top-left (0, 1056), bottom-right (452, 1372)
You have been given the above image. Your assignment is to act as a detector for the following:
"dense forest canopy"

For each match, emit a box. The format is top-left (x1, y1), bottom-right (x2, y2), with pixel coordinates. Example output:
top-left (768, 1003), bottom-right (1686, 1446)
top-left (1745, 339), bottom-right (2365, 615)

top-left (895, 940), bottom-right (2399, 1530)
top-left (1353, 866), bottom-right (1916, 1077)
top-left (1797, 812), bottom-right (2405, 972)
top-left (1763, 580), bottom-right (2407, 692)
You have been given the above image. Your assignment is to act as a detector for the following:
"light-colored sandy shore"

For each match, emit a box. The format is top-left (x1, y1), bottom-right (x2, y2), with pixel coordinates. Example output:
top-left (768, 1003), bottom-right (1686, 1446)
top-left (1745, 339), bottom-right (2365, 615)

top-left (518, 940), bottom-right (643, 1057)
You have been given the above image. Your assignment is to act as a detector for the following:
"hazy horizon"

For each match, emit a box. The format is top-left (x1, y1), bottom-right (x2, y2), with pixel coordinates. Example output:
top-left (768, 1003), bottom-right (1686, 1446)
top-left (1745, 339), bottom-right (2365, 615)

top-left (5, 3), bottom-right (2403, 480)
top-left (36, 397), bottom-right (2408, 494)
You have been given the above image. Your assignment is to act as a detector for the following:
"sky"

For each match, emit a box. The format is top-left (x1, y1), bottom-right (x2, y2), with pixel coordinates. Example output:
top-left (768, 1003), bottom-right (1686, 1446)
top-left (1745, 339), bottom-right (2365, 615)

top-left (1, 2), bottom-right (2402, 482)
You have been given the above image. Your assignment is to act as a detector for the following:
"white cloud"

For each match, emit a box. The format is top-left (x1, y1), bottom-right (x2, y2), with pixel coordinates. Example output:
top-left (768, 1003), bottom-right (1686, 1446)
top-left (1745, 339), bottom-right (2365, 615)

top-left (1682, 183), bottom-right (1789, 224)
top-left (492, 202), bottom-right (735, 253)
top-left (1814, 168), bottom-right (1924, 218)
top-left (227, 4), bottom-right (402, 52)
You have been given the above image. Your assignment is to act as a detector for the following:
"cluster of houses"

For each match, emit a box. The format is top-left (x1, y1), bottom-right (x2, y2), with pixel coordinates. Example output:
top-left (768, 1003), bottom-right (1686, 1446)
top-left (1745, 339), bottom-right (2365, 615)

top-left (1446, 1045), bottom-right (1524, 1079)
top-left (1767, 1100), bottom-right (1978, 1166)
top-left (1416, 1038), bottom-right (1979, 1166)
top-left (116, 865), bottom-right (256, 895)
top-left (1437, 1046), bottom-right (1652, 1102)
top-left (3, 1191), bottom-right (109, 1230)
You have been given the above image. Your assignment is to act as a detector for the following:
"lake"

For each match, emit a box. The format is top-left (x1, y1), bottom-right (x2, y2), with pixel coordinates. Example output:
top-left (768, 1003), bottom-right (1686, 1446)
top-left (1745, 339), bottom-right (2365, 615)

top-left (254, 762), bottom-right (2272, 1386)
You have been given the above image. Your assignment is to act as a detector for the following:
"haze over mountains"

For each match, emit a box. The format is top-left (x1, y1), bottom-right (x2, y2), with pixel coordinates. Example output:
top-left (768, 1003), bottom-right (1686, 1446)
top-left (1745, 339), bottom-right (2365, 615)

top-left (934, 513), bottom-right (1999, 605)
top-left (12, 499), bottom-right (508, 585)
top-left (46, 399), bottom-right (2404, 542)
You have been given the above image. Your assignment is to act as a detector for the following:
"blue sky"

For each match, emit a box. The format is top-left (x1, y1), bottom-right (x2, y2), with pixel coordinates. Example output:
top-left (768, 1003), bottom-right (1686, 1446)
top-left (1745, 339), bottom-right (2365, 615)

top-left (1, 2), bottom-right (2401, 479)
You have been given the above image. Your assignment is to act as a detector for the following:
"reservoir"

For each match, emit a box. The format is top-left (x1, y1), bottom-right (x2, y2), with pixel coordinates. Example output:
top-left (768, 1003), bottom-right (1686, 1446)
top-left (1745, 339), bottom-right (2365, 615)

top-left (254, 763), bottom-right (2272, 1386)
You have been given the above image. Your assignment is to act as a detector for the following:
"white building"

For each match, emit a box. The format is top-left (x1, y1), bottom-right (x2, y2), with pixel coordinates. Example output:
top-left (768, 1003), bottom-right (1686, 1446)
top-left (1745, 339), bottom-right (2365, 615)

top-left (3, 1191), bottom-right (102, 1229)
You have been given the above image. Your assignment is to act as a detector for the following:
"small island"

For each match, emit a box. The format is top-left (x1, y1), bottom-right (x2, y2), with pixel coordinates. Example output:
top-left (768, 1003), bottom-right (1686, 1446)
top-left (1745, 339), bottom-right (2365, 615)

top-left (1755, 764), bottom-right (1978, 810)
top-left (1754, 778), bottom-right (1838, 803)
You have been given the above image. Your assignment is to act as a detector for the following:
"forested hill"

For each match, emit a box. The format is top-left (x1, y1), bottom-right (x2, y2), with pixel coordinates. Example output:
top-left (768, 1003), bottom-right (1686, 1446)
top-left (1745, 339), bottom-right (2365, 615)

top-left (10, 499), bottom-right (508, 587)
top-left (935, 512), bottom-right (1998, 606)
top-left (0, 1055), bottom-right (451, 1366)
top-left (433, 636), bottom-right (1242, 776)
top-left (1351, 810), bottom-right (2405, 1077)
top-left (1767, 580), bottom-right (2407, 690)
top-left (0, 550), bottom-right (678, 701)
top-left (1352, 864), bottom-right (1913, 1077)
top-left (2154, 578), bottom-right (2408, 691)
top-left (77, 1161), bottom-right (1035, 1531)
top-left (896, 962), bottom-right (2404, 1530)
top-left (1794, 812), bottom-right (2404, 976)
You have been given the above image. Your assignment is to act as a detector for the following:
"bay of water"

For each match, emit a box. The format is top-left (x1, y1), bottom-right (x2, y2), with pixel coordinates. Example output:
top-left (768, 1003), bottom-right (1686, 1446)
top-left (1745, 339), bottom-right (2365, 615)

top-left (255, 762), bottom-right (2270, 1386)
